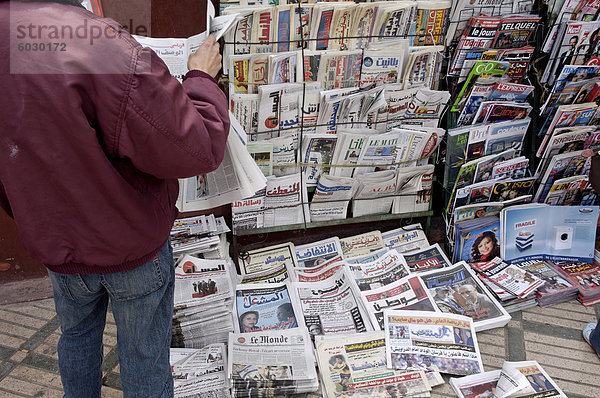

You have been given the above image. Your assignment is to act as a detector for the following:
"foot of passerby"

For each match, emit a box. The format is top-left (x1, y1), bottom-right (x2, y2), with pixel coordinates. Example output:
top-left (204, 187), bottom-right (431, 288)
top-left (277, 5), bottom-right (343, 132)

top-left (583, 322), bottom-right (600, 359)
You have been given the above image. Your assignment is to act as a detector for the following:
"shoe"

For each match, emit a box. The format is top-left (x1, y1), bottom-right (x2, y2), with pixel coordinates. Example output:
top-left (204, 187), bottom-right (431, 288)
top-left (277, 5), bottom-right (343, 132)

top-left (583, 322), bottom-right (600, 359)
top-left (583, 322), bottom-right (596, 345)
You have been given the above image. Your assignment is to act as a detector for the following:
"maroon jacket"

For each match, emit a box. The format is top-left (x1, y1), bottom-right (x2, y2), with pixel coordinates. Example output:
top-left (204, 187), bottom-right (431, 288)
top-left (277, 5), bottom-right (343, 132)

top-left (0, 1), bottom-right (230, 274)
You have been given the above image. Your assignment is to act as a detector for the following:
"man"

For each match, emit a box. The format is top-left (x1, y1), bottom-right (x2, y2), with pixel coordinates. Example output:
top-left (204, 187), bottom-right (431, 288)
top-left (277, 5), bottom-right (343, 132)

top-left (1, 1), bottom-right (229, 397)
top-left (457, 284), bottom-right (502, 320)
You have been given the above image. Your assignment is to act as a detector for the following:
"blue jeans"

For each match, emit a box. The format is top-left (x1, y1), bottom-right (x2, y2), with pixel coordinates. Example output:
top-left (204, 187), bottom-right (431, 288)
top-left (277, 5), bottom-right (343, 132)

top-left (48, 241), bottom-right (175, 398)
top-left (591, 323), bottom-right (600, 355)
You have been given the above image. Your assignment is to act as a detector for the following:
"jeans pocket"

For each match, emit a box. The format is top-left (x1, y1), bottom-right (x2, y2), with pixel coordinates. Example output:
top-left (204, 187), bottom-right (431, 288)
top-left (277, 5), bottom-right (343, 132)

top-left (48, 270), bottom-right (75, 301)
top-left (104, 241), bottom-right (173, 301)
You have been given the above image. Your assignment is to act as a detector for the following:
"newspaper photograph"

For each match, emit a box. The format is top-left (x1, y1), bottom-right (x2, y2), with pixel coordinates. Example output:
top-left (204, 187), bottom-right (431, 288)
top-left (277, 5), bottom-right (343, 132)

top-left (382, 224), bottom-right (430, 254)
top-left (419, 262), bottom-right (511, 331)
top-left (228, 327), bottom-right (318, 394)
top-left (293, 268), bottom-right (372, 336)
top-left (504, 360), bottom-right (568, 398)
top-left (233, 282), bottom-right (303, 333)
top-left (361, 275), bottom-right (440, 330)
top-left (449, 369), bottom-right (502, 398)
top-left (345, 249), bottom-right (411, 292)
top-left (295, 237), bottom-right (344, 268)
top-left (340, 231), bottom-right (385, 258)
top-left (174, 256), bottom-right (234, 309)
top-left (384, 311), bottom-right (484, 376)
top-left (315, 331), bottom-right (432, 398)
top-left (239, 242), bottom-right (297, 276)
top-left (401, 244), bottom-right (452, 273)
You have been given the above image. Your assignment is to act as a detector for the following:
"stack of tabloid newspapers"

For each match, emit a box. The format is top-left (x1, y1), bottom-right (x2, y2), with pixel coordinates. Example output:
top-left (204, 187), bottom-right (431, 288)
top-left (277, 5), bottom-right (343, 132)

top-left (450, 360), bottom-right (567, 398)
top-left (219, 1), bottom-right (454, 232)
top-left (170, 344), bottom-right (230, 398)
top-left (170, 214), bottom-right (231, 261)
top-left (172, 254), bottom-right (236, 348)
top-left (228, 328), bottom-right (319, 397)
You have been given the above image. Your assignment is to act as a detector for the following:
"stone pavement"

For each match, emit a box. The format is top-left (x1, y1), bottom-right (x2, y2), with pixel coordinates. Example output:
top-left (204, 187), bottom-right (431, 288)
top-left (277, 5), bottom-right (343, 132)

top-left (0, 293), bottom-right (599, 397)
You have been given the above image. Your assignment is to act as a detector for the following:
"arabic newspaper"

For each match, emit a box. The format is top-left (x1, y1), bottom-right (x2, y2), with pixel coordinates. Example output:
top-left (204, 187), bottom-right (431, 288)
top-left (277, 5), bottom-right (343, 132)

top-left (173, 256), bottom-right (234, 310)
top-left (295, 237), bottom-right (344, 268)
top-left (340, 231), bottom-right (385, 258)
top-left (179, 114), bottom-right (267, 212)
top-left (239, 242), bottom-right (297, 276)
top-left (263, 174), bottom-right (311, 227)
top-left (315, 331), bottom-right (432, 398)
top-left (293, 268), bottom-right (372, 336)
top-left (309, 175), bottom-right (359, 222)
top-left (384, 311), bottom-right (484, 376)
top-left (238, 262), bottom-right (293, 284)
top-left (392, 164), bottom-right (435, 214)
top-left (294, 262), bottom-right (345, 283)
top-left (360, 275), bottom-right (440, 330)
top-left (345, 247), bottom-right (389, 265)
top-left (498, 361), bottom-right (567, 398)
top-left (233, 282), bottom-right (304, 333)
top-left (449, 369), bottom-right (502, 398)
top-left (231, 188), bottom-right (265, 234)
top-left (418, 262), bottom-right (511, 331)
top-left (471, 257), bottom-right (546, 298)
top-left (227, 328), bottom-right (319, 395)
top-left (382, 224), bottom-right (430, 254)
top-left (401, 244), bottom-right (452, 273)
top-left (352, 170), bottom-right (397, 217)
top-left (171, 344), bottom-right (229, 398)
top-left (345, 249), bottom-right (411, 291)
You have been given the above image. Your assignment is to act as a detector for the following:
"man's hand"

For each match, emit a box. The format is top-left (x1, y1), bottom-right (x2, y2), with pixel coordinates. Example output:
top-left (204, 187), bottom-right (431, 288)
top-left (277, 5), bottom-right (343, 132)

top-left (188, 35), bottom-right (222, 78)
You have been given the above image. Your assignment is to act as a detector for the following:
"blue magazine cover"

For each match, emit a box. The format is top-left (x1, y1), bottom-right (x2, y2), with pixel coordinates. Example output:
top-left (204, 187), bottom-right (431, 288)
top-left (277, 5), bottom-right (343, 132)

top-left (502, 205), bottom-right (599, 263)
top-left (458, 218), bottom-right (501, 264)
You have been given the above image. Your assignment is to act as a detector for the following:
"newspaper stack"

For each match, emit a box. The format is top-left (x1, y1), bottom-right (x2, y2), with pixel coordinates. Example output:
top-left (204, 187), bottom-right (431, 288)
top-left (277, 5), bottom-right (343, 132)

top-left (315, 331), bottom-right (441, 398)
top-left (172, 256), bottom-right (235, 348)
top-left (227, 328), bottom-right (319, 397)
top-left (171, 214), bottom-right (231, 260)
top-left (170, 344), bottom-right (230, 398)
top-left (450, 360), bottom-right (567, 398)
top-left (511, 260), bottom-right (578, 307)
top-left (551, 261), bottom-right (600, 307)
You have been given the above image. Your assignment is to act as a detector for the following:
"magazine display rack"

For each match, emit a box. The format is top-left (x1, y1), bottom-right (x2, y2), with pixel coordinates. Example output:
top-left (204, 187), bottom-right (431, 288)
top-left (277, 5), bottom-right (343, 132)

top-left (221, 0), bottom-right (452, 259)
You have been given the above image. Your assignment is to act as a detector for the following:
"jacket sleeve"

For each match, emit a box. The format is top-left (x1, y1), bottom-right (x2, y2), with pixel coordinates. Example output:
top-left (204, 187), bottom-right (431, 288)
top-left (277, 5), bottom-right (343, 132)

top-left (116, 46), bottom-right (230, 179)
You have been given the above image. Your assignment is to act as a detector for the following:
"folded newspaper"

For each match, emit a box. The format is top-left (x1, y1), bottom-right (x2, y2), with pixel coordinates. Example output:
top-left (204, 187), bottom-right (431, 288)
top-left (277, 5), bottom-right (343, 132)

top-left (227, 327), bottom-right (319, 396)
top-left (383, 310), bottom-right (484, 376)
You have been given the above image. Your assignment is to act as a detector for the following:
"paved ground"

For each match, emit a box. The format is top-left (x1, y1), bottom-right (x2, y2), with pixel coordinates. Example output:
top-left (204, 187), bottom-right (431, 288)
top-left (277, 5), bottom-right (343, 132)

top-left (0, 282), bottom-right (599, 397)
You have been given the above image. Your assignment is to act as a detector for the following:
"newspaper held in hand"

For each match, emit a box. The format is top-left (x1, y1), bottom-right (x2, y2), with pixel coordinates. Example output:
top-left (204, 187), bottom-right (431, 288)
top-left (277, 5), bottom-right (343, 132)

top-left (315, 331), bottom-right (433, 398)
top-left (384, 310), bottom-right (484, 376)
top-left (293, 268), bottom-right (373, 336)
top-left (227, 327), bottom-right (319, 396)
top-left (233, 282), bottom-right (304, 333)
top-left (361, 274), bottom-right (440, 330)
